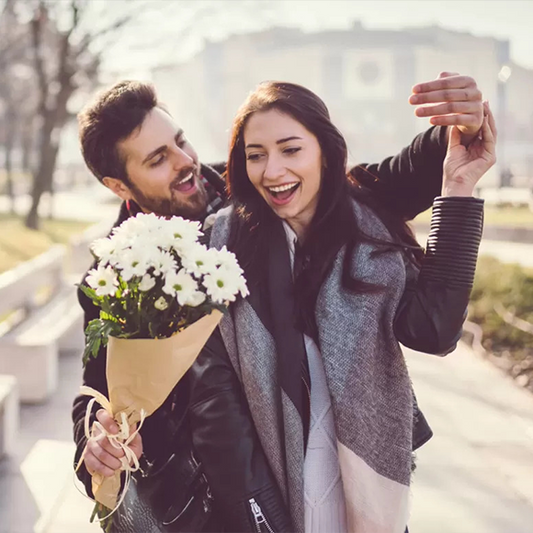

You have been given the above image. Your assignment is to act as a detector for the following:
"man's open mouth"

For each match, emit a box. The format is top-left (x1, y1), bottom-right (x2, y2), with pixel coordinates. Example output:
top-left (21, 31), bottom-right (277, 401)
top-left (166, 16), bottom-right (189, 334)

top-left (266, 182), bottom-right (300, 205)
top-left (173, 171), bottom-right (197, 194)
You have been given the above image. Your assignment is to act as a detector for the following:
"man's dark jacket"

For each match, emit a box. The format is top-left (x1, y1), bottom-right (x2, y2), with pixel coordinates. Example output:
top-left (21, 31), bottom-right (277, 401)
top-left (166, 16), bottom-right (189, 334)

top-left (72, 127), bottom-right (448, 531)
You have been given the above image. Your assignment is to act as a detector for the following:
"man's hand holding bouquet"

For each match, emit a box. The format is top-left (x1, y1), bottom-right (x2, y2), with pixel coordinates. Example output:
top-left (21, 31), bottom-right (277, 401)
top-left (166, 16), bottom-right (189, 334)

top-left (76, 213), bottom-right (248, 527)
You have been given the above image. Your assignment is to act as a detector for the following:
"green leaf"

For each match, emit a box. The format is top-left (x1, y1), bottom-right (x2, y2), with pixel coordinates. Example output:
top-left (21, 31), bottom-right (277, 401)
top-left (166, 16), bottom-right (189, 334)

top-left (78, 284), bottom-right (100, 304)
top-left (82, 318), bottom-right (121, 366)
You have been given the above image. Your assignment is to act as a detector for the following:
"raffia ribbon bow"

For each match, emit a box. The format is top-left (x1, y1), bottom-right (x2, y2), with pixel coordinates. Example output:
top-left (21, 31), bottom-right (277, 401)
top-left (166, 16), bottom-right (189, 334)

top-left (76, 385), bottom-right (146, 521)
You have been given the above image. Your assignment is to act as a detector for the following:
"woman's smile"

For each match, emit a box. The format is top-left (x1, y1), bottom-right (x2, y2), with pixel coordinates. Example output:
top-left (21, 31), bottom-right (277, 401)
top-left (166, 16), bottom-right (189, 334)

top-left (265, 182), bottom-right (301, 205)
top-left (244, 109), bottom-right (322, 239)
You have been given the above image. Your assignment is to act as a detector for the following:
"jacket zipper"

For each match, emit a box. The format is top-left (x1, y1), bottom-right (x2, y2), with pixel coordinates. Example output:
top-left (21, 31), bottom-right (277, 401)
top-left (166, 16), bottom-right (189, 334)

top-left (249, 498), bottom-right (275, 533)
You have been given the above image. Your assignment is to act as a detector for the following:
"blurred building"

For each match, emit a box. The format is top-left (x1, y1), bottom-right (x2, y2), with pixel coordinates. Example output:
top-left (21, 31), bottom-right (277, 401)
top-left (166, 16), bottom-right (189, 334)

top-left (152, 22), bottom-right (533, 187)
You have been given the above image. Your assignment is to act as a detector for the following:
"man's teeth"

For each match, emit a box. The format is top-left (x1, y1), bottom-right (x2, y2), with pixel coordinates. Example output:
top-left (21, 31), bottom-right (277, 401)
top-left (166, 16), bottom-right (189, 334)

top-left (178, 173), bottom-right (193, 184)
top-left (268, 183), bottom-right (298, 193)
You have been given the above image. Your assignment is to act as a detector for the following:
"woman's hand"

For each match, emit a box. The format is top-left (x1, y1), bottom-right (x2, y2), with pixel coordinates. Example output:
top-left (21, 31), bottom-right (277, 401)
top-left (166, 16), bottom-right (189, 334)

top-left (442, 102), bottom-right (497, 197)
top-left (410, 72), bottom-right (484, 143)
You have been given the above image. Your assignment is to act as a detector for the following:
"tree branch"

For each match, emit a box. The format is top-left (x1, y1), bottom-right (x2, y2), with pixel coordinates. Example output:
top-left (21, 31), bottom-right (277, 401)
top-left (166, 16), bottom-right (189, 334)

top-left (77, 13), bottom-right (133, 57)
top-left (494, 302), bottom-right (533, 336)
top-left (30, 2), bottom-right (49, 117)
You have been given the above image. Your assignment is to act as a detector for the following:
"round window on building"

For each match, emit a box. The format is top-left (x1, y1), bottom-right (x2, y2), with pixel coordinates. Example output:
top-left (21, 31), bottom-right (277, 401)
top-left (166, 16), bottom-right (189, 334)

top-left (358, 61), bottom-right (381, 85)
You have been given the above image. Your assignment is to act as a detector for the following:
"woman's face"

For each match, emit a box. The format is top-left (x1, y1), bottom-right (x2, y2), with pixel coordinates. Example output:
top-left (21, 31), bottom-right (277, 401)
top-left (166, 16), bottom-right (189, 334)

top-left (243, 109), bottom-right (323, 238)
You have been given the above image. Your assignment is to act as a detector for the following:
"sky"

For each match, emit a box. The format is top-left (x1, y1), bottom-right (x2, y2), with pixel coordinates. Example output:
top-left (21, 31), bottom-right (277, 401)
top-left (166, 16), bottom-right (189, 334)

top-left (96, 0), bottom-right (533, 76)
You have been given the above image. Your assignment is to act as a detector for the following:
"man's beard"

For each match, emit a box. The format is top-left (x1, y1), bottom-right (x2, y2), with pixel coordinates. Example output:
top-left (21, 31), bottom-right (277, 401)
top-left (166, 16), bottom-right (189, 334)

top-left (129, 172), bottom-right (209, 221)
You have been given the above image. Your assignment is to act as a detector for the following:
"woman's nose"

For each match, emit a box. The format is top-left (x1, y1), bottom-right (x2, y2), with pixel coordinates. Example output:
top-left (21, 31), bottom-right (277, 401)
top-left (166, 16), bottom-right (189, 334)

top-left (263, 155), bottom-right (285, 181)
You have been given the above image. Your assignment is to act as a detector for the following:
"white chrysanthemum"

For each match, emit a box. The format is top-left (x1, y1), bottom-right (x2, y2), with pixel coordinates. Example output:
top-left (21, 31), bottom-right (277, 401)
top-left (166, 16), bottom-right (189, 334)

top-left (90, 237), bottom-right (125, 266)
top-left (154, 296), bottom-right (169, 311)
top-left (186, 290), bottom-right (206, 307)
top-left (116, 248), bottom-right (150, 281)
top-left (112, 212), bottom-right (163, 248)
top-left (86, 265), bottom-right (119, 297)
top-left (212, 246), bottom-right (244, 276)
top-left (181, 243), bottom-right (219, 277)
top-left (202, 268), bottom-right (245, 304)
top-left (150, 249), bottom-right (177, 277)
top-left (138, 274), bottom-right (156, 292)
top-left (112, 215), bottom-right (147, 243)
top-left (235, 274), bottom-right (249, 299)
top-left (162, 269), bottom-right (200, 306)
top-left (166, 216), bottom-right (202, 242)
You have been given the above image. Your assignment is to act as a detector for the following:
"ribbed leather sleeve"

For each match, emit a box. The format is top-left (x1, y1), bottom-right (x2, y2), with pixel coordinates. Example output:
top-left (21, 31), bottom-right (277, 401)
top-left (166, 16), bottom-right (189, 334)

top-left (421, 196), bottom-right (484, 289)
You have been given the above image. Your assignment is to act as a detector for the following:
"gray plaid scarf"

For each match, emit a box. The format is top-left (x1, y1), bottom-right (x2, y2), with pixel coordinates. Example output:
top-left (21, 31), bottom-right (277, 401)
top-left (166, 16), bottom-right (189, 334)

top-left (210, 199), bottom-right (414, 533)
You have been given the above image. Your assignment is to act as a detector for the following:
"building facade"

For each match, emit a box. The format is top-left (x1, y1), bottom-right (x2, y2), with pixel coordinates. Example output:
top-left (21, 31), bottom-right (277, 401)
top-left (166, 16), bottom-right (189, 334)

top-left (153, 23), bottom-right (533, 187)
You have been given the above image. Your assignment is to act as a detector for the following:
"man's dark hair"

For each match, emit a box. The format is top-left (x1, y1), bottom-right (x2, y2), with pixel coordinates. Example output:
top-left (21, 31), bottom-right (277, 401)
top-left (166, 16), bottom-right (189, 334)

top-left (78, 80), bottom-right (160, 183)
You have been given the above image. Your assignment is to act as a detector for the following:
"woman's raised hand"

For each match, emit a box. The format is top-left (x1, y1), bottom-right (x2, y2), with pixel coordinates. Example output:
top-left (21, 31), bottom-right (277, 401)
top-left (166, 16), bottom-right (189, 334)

top-left (410, 72), bottom-right (484, 142)
top-left (442, 102), bottom-right (497, 197)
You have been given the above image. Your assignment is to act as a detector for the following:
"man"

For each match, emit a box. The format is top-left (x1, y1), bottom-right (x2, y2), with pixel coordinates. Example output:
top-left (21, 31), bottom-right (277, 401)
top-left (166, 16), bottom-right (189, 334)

top-left (73, 75), bottom-right (484, 531)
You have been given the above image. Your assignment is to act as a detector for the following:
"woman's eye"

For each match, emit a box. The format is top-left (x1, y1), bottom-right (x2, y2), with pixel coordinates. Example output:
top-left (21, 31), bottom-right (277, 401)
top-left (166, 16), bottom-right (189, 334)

top-left (246, 153), bottom-right (262, 161)
top-left (284, 147), bottom-right (301, 155)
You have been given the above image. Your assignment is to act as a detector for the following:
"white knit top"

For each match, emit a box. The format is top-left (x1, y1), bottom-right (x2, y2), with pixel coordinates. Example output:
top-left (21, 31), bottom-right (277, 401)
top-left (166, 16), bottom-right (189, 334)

top-left (283, 223), bottom-right (348, 533)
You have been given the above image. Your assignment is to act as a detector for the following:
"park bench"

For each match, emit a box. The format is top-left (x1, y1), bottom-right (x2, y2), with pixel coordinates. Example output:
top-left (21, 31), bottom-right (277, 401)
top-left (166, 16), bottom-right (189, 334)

top-left (0, 245), bottom-right (83, 403)
top-left (0, 374), bottom-right (18, 458)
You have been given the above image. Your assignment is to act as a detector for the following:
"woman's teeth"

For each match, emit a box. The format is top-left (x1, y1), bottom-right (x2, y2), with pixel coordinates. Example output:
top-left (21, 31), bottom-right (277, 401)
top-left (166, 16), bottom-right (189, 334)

top-left (267, 182), bottom-right (300, 202)
top-left (268, 183), bottom-right (299, 193)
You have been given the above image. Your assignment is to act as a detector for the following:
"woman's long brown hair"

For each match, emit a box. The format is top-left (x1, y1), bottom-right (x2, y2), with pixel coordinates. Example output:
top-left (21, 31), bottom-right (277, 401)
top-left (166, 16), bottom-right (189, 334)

top-left (226, 81), bottom-right (422, 338)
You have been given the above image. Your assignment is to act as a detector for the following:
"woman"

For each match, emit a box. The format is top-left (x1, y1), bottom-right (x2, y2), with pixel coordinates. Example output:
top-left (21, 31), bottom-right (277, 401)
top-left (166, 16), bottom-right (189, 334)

top-left (188, 81), bottom-right (495, 533)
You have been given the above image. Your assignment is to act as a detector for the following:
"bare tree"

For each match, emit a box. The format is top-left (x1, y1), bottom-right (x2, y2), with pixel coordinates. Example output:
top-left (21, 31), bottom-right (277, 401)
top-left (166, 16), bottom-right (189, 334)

top-left (0, 0), bottom-right (35, 214)
top-left (24, 0), bottom-right (133, 230)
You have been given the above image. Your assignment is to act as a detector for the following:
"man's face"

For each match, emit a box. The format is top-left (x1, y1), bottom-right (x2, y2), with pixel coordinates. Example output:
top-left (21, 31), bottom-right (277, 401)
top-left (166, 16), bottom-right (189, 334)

top-left (111, 108), bottom-right (208, 220)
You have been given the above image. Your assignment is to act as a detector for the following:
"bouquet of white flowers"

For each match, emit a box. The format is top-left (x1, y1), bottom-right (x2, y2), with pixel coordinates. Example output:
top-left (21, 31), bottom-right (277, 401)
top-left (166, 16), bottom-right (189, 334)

top-left (76, 212), bottom-right (248, 527)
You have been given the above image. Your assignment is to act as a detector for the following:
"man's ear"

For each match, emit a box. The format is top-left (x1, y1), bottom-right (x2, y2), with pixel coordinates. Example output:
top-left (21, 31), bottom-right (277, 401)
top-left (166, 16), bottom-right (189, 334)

top-left (102, 177), bottom-right (134, 201)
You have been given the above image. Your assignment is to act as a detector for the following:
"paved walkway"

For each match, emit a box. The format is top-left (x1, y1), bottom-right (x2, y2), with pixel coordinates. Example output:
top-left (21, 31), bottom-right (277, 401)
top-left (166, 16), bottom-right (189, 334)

top-left (407, 344), bottom-right (533, 533)
top-left (1, 342), bottom-right (533, 533)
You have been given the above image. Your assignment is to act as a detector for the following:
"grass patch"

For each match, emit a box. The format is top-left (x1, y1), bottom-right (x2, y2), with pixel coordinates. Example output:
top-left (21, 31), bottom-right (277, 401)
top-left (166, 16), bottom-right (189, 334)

top-left (0, 214), bottom-right (90, 274)
top-left (414, 206), bottom-right (533, 227)
top-left (469, 256), bottom-right (533, 393)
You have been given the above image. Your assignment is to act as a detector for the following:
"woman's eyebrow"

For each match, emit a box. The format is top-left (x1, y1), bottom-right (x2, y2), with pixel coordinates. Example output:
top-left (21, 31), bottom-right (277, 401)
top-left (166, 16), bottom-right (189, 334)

top-left (245, 136), bottom-right (302, 149)
top-left (276, 136), bottom-right (302, 144)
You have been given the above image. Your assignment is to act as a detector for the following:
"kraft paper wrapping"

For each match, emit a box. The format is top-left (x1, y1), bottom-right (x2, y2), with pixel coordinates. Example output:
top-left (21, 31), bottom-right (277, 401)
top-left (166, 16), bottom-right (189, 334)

top-left (89, 309), bottom-right (223, 510)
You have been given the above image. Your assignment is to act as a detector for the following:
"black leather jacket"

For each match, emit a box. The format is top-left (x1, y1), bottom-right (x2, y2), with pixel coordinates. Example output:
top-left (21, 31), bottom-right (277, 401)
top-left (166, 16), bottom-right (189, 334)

top-left (72, 127), bottom-right (450, 531)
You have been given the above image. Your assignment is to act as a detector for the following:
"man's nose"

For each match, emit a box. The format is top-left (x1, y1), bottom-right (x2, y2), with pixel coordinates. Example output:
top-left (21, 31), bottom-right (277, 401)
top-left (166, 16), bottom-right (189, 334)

top-left (171, 147), bottom-right (194, 170)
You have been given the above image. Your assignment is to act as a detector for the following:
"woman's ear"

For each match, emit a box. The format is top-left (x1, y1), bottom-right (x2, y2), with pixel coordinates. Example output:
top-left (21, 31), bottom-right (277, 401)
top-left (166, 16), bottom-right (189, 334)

top-left (102, 177), bottom-right (134, 202)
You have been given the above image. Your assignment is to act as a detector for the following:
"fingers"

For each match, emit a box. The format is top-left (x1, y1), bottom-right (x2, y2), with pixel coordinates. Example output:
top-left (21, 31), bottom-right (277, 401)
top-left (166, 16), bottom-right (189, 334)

top-left (411, 74), bottom-right (479, 96)
top-left (485, 101), bottom-right (498, 143)
top-left (438, 71), bottom-right (459, 79)
top-left (84, 410), bottom-right (124, 477)
top-left (96, 409), bottom-right (119, 435)
top-left (84, 412), bottom-right (144, 477)
top-left (427, 113), bottom-right (481, 127)
top-left (448, 125), bottom-right (463, 150)
top-left (481, 103), bottom-right (497, 160)
top-left (85, 438), bottom-right (124, 477)
top-left (409, 86), bottom-right (482, 105)
top-left (415, 101), bottom-right (480, 118)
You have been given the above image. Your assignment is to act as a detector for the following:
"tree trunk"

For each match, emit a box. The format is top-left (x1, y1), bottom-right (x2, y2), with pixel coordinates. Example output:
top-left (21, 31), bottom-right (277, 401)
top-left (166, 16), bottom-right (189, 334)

top-left (4, 133), bottom-right (16, 215)
top-left (21, 120), bottom-right (34, 176)
top-left (25, 116), bottom-right (59, 230)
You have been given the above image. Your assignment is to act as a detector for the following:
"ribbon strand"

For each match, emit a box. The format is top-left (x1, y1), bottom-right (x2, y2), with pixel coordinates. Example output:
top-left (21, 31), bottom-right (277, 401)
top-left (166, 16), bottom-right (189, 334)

top-left (75, 386), bottom-right (146, 523)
